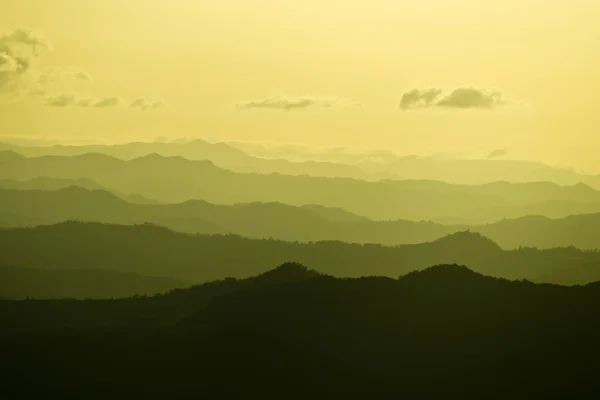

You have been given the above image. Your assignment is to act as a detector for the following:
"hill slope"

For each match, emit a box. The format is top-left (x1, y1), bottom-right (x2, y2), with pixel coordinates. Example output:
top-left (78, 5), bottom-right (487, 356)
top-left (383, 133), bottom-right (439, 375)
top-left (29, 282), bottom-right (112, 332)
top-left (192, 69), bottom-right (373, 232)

top-left (0, 265), bottom-right (189, 299)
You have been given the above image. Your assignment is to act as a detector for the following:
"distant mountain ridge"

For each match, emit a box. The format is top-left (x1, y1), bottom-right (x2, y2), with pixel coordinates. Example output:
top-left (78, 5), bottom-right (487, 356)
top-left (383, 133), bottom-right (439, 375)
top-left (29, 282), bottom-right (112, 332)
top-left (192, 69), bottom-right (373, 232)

top-left (3, 139), bottom-right (600, 188)
top-left (0, 139), bottom-right (375, 181)
top-left (2, 151), bottom-right (600, 223)
top-left (2, 186), bottom-right (600, 250)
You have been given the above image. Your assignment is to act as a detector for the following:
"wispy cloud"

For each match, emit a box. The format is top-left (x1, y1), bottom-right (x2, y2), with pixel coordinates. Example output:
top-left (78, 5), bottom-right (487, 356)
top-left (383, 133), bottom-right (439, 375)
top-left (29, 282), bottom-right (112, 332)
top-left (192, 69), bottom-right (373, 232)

top-left (37, 67), bottom-right (92, 85)
top-left (93, 97), bottom-right (122, 108)
top-left (237, 95), bottom-right (342, 111)
top-left (45, 93), bottom-right (76, 107)
top-left (2, 27), bottom-right (164, 109)
top-left (487, 148), bottom-right (508, 159)
top-left (399, 87), bottom-right (505, 110)
top-left (399, 88), bottom-right (442, 110)
top-left (0, 28), bottom-right (50, 97)
top-left (130, 97), bottom-right (164, 110)
top-left (76, 97), bottom-right (93, 107)
top-left (437, 87), bottom-right (503, 109)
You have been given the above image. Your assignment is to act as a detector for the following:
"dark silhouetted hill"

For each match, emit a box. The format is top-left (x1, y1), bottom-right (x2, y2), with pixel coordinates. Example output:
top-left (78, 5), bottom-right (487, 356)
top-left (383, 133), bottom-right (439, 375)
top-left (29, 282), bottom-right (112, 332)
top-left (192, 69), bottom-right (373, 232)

top-left (1, 264), bottom-right (599, 398)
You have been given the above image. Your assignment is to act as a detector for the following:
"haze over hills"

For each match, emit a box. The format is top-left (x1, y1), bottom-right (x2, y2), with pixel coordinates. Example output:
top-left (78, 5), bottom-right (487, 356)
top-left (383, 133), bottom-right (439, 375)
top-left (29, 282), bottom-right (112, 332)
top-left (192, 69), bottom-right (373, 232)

top-left (4, 186), bottom-right (600, 250)
top-left (2, 221), bottom-right (600, 286)
top-left (0, 265), bottom-right (189, 300)
top-left (2, 263), bottom-right (599, 397)
top-left (0, 177), bottom-right (162, 205)
top-left (3, 139), bottom-right (600, 188)
top-left (0, 139), bottom-right (376, 181)
top-left (3, 152), bottom-right (600, 223)
top-left (227, 140), bottom-right (600, 188)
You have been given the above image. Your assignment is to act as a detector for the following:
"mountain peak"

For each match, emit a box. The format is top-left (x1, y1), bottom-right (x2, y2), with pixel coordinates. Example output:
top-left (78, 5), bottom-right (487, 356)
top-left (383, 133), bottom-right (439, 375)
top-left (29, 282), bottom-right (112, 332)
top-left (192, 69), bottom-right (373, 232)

top-left (432, 230), bottom-right (502, 252)
top-left (399, 264), bottom-right (490, 285)
top-left (251, 263), bottom-right (321, 285)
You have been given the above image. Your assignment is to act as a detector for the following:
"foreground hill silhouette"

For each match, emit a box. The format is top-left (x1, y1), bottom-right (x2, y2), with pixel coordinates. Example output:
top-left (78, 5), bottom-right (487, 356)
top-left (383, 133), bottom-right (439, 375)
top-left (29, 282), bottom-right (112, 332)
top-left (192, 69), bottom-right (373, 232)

top-left (2, 221), bottom-right (600, 286)
top-left (3, 186), bottom-right (600, 249)
top-left (3, 151), bottom-right (600, 223)
top-left (1, 264), bottom-right (599, 398)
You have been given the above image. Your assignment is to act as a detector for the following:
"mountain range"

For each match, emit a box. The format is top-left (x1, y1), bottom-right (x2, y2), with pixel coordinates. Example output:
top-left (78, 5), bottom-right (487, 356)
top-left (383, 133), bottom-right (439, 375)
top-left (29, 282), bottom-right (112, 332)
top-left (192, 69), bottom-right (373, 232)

top-left (3, 152), bottom-right (600, 223)
top-left (3, 186), bottom-right (600, 250)
top-left (3, 138), bottom-right (600, 188)
top-left (1, 221), bottom-right (600, 286)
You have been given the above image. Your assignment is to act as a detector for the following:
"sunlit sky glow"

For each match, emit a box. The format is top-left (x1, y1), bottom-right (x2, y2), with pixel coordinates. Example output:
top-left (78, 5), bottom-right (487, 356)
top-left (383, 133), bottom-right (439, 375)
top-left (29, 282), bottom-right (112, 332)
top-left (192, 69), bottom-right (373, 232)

top-left (1, 0), bottom-right (600, 172)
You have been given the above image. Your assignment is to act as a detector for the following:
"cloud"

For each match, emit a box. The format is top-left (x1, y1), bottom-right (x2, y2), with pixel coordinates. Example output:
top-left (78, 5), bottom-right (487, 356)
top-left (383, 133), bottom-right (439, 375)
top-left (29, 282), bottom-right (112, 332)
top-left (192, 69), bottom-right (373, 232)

top-left (399, 87), bottom-right (505, 110)
top-left (72, 71), bottom-right (91, 81)
top-left (436, 87), bottom-right (503, 109)
top-left (41, 93), bottom-right (160, 110)
top-left (2, 27), bottom-right (162, 109)
top-left (236, 95), bottom-right (339, 111)
top-left (0, 28), bottom-right (50, 96)
top-left (45, 93), bottom-right (76, 107)
top-left (399, 88), bottom-right (442, 110)
top-left (28, 88), bottom-right (46, 96)
top-left (487, 148), bottom-right (508, 159)
top-left (76, 97), bottom-right (93, 107)
top-left (130, 97), bottom-right (164, 110)
top-left (93, 97), bottom-right (122, 108)
top-left (37, 67), bottom-right (91, 85)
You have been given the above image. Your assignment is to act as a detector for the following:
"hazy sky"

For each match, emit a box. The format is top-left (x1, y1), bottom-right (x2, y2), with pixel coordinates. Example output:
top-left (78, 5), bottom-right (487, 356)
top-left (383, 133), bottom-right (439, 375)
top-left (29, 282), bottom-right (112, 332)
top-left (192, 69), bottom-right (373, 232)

top-left (1, 0), bottom-right (599, 171)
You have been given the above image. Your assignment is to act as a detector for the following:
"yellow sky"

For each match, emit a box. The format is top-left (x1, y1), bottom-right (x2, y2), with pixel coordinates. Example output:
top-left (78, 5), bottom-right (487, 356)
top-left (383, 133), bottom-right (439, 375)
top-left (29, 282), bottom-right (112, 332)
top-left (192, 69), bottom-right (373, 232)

top-left (1, 0), bottom-right (600, 172)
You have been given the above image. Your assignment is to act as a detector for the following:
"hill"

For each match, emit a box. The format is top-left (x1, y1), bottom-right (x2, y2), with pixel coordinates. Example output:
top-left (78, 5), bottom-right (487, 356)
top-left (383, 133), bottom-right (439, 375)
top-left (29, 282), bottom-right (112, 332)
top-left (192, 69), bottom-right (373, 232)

top-left (1, 221), bottom-right (600, 285)
top-left (0, 139), bottom-right (375, 181)
top-left (4, 187), bottom-right (600, 250)
top-left (2, 151), bottom-right (600, 223)
top-left (0, 187), bottom-right (461, 244)
top-left (1, 264), bottom-right (599, 398)
top-left (0, 265), bottom-right (189, 299)
top-left (0, 177), bottom-right (162, 204)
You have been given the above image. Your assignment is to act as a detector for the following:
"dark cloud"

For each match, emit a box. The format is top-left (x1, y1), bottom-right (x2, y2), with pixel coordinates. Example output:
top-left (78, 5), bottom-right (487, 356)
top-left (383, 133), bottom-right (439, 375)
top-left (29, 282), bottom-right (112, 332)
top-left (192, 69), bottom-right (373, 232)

top-left (399, 88), bottom-right (442, 110)
top-left (487, 148), bottom-right (508, 159)
top-left (0, 28), bottom-right (49, 96)
top-left (45, 93), bottom-right (76, 107)
top-left (237, 95), bottom-right (337, 111)
top-left (93, 97), bottom-right (122, 108)
top-left (130, 97), bottom-right (163, 110)
top-left (399, 87), bottom-right (505, 110)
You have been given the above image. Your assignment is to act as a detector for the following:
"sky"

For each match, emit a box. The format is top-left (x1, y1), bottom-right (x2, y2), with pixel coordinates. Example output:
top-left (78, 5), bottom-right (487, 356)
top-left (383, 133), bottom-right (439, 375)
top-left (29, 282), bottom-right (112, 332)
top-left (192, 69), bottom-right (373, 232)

top-left (1, 0), bottom-right (600, 172)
